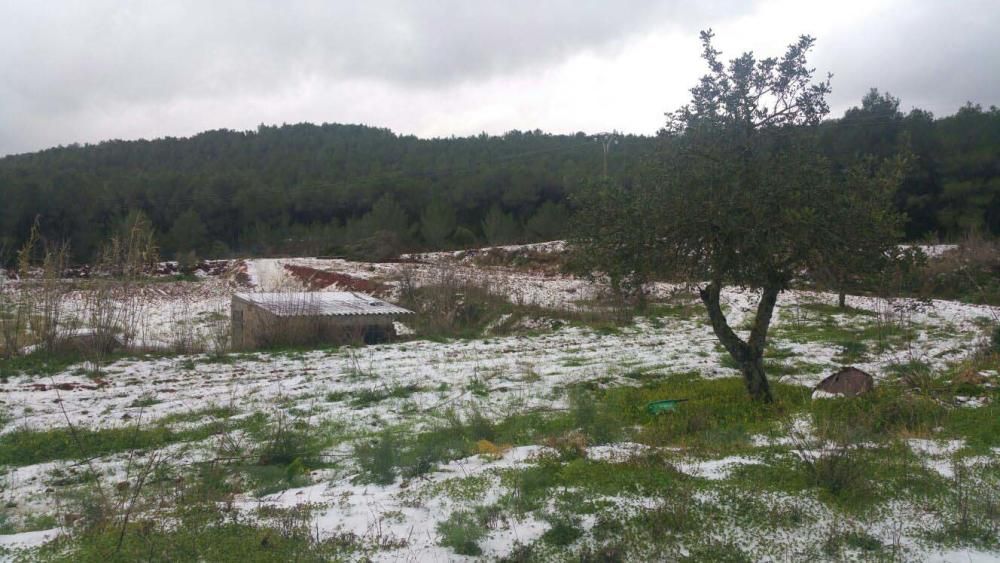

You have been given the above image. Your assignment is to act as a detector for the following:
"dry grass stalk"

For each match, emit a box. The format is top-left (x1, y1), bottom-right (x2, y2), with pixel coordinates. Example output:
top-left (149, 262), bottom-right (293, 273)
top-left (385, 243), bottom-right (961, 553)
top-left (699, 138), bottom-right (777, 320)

top-left (83, 216), bottom-right (159, 371)
top-left (0, 221), bottom-right (70, 357)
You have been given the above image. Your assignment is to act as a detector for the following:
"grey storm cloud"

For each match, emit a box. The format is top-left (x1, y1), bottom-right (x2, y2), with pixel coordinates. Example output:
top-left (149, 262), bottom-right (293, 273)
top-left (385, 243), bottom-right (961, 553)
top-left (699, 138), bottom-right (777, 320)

top-left (1, 1), bottom-right (736, 110)
top-left (815, 0), bottom-right (1000, 116)
top-left (0, 0), bottom-right (998, 156)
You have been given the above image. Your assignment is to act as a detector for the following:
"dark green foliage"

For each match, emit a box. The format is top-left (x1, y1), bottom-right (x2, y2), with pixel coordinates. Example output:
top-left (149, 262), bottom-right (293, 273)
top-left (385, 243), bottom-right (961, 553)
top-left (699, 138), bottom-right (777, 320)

top-left (819, 94), bottom-right (1000, 239)
top-left (822, 530), bottom-right (882, 556)
top-left (540, 518), bottom-right (583, 546)
top-left (353, 430), bottom-right (400, 485)
top-left (678, 541), bottom-right (751, 562)
top-left (436, 510), bottom-right (487, 556)
top-left (349, 383), bottom-right (422, 408)
top-left (250, 414), bottom-right (327, 468)
top-left (168, 209), bottom-right (208, 257)
top-left (0, 125), bottom-right (653, 262)
top-left (482, 205), bottom-right (522, 245)
top-left (419, 198), bottom-right (457, 248)
top-left (569, 176), bottom-right (661, 305)
top-left (525, 201), bottom-right (570, 241)
top-left (0, 99), bottom-right (997, 263)
top-left (799, 446), bottom-right (872, 502)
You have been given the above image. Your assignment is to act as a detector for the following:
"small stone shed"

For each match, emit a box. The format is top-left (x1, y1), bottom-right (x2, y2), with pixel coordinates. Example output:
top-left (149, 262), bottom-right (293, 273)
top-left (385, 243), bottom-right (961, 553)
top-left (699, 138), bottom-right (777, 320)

top-left (231, 292), bottom-right (413, 350)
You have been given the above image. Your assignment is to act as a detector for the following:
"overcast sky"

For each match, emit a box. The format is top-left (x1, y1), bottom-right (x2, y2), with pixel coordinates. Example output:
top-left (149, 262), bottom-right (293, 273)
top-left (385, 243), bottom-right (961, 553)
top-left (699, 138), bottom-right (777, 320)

top-left (1, 0), bottom-right (998, 156)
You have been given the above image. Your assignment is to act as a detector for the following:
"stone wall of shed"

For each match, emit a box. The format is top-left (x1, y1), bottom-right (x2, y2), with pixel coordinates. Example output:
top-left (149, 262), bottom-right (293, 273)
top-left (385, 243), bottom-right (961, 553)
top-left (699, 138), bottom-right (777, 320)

top-left (232, 297), bottom-right (398, 350)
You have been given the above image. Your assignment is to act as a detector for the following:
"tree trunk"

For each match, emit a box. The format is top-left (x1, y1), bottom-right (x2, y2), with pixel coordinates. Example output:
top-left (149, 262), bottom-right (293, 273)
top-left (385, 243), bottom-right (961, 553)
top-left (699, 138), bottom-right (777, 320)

top-left (741, 352), bottom-right (771, 403)
top-left (699, 282), bottom-right (779, 402)
top-left (838, 290), bottom-right (846, 309)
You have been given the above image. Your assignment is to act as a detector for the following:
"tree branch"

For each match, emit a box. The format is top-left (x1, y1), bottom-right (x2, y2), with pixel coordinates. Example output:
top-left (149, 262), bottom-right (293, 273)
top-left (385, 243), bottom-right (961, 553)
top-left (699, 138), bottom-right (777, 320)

top-left (748, 285), bottom-right (781, 352)
top-left (698, 281), bottom-right (749, 361)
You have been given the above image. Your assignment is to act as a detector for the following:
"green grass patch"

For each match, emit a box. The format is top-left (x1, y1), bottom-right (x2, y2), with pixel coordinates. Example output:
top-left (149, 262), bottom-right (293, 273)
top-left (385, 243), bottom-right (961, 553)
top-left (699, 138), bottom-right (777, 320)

top-left (0, 423), bottom-right (221, 467)
top-left (775, 313), bottom-right (919, 360)
top-left (0, 350), bottom-right (90, 378)
top-left (350, 384), bottom-right (422, 408)
top-left (645, 300), bottom-right (703, 321)
top-left (811, 386), bottom-right (946, 443)
top-left (631, 375), bottom-right (810, 452)
top-left (31, 505), bottom-right (363, 562)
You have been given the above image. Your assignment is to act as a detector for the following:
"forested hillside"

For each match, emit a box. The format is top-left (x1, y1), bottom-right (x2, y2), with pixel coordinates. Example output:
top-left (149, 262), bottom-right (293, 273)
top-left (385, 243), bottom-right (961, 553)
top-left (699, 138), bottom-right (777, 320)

top-left (0, 125), bottom-right (651, 262)
top-left (1, 95), bottom-right (997, 263)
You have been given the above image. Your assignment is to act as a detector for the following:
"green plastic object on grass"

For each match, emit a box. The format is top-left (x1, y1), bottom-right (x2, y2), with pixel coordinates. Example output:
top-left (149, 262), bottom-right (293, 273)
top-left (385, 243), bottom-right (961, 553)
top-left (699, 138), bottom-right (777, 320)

top-left (646, 399), bottom-right (688, 415)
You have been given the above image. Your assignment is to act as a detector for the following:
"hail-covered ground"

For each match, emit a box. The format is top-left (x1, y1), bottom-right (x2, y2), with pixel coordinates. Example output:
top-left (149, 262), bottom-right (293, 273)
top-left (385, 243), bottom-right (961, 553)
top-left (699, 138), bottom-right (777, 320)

top-left (0, 242), bottom-right (998, 561)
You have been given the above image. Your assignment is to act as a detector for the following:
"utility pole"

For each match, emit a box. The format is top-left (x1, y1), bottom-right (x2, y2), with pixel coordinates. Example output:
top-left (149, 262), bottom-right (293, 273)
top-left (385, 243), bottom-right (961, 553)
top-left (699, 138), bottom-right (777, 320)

top-left (596, 131), bottom-right (618, 178)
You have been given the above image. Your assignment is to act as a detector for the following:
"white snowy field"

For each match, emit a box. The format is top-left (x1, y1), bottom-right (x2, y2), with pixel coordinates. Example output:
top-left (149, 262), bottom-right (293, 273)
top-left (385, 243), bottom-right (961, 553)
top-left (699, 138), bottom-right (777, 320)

top-left (0, 245), bottom-right (998, 561)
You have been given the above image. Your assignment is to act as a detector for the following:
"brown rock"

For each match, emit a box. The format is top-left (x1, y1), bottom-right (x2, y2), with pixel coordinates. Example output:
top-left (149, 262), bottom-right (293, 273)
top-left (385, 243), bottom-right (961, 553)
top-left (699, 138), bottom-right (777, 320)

top-left (815, 367), bottom-right (874, 397)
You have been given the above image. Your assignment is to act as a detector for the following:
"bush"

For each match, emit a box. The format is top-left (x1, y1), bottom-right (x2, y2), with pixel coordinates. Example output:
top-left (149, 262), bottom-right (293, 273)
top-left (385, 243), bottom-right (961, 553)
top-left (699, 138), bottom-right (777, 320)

top-left (252, 414), bottom-right (325, 468)
top-left (353, 430), bottom-right (399, 485)
top-left (541, 518), bottom-right (583, 546)
top-left (437, 510), bottom-right (488, 556)
top-left (397, 271), bottom-right (514, 339)
top-left (822, 529), bottom-right (882, 556)
top-left (678, 541), bottom-right (750, 563)
top-left (351, 410), bottom-right (507, 484)
top-left (918, 235), bottom-right (1000, 305)
top-left (800, 446), bottom-right (870, 501)
top-left (176, 249), bottom-right (200, 274)
top-left (811, 386), bottom-right (944, 442)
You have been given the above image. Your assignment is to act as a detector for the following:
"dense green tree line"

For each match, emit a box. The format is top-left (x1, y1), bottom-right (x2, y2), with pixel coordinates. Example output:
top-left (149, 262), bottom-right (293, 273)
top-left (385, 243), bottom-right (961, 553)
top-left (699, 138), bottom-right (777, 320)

top-left (0, 125), bottom-right (650, 262)
top-left (0, 99), bottom-right (997, 264)
top-left (820, 92), bottom-right (1000, 238)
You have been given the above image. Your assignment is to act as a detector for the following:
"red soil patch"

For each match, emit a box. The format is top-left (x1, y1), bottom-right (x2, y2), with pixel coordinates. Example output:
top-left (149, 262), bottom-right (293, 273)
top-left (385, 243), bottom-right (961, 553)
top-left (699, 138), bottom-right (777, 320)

top-left (231, 260), bottom-right (252, 287)
top-left (28, 381), bottom-right (106, 392)
top-left (283, 264), bottom-right (384, 293)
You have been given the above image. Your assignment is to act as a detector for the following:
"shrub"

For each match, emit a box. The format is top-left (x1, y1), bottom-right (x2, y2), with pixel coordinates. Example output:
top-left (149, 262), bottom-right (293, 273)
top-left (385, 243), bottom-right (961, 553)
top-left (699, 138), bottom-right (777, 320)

top-left (915, 234), bottom-right (1000, 305)
top-left (643, 494), bottom-right (701, 536)
top-left (353, 430), bottom-right (399, 485)
top-left (679, 541), bottom-right (750, 562)
top-left (811, 386), bottom-right (944, 442)
top-left (577, 544), bottom-right (627, 563)
top-left (397, 270), bottom-right (514, 339)
top-left (541, 518), bottom-right (583, 546)
top-left (253, 414), bottom-right (325, 467)
top-left (437, 510), bottom-right (488, 556)
top-left (800, 446), bottom-right (870, 500)
top-left (822, 529), bottom-right (882, 556)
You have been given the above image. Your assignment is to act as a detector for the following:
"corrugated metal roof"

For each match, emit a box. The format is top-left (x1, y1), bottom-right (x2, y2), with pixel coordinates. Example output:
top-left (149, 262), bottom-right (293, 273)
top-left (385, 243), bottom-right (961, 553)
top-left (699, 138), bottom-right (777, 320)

top-left (234, 292), bottom-right (413, 317)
